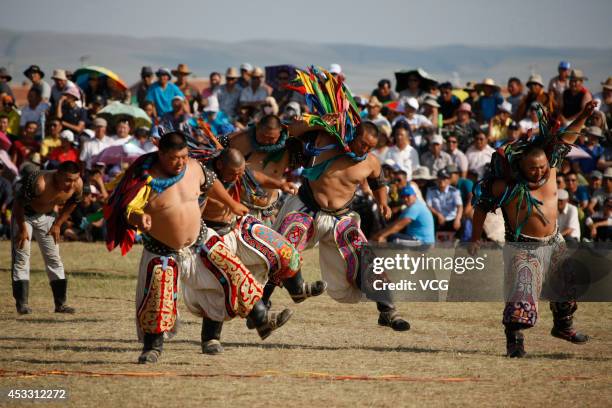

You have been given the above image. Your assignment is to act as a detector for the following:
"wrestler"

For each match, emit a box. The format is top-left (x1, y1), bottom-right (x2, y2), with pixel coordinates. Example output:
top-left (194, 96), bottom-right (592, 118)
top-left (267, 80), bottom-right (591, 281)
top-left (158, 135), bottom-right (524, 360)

top-left (105, 131), bottom-right (293, 364)
top-left (191, 147), bottom-right (326, 354)
top-left (11, 161), bottom-right (82, 314)
top-left (273, 121), bottom-right (410, 331)
top-left (470, 101), bottom-right (596, 357)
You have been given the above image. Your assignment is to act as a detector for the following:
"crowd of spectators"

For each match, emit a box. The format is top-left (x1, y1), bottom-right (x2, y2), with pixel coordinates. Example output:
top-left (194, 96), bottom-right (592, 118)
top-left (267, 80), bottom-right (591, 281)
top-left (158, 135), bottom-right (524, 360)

top-left (0, 61), bottom-right (611, 243)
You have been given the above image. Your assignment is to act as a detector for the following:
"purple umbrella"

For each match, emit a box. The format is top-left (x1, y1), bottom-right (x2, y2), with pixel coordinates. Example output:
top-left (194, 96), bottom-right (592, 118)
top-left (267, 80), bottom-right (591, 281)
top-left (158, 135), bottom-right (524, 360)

top-left (94, 143), bottom-right (146, 166)
top-left (567, 146), bottom-right (593, 160)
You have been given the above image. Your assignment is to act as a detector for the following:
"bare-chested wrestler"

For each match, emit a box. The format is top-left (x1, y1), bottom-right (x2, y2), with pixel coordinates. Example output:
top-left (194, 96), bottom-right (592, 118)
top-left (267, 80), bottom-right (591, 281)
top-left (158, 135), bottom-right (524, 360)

top-left (470, 101), bottom-right (596, 357)
top-left (192, 147), bottom-right (326, 354)
top-left (272, 122), bottom-right (411, 331)
top-left (11, 161), bottom-right (82, 314)
top-left (104, 131), bottom-right (293, 364)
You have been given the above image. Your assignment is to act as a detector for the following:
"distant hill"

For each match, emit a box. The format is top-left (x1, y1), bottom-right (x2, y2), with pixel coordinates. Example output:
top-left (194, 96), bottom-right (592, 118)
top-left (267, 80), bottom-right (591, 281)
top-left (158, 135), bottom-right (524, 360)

top-left (1, 29), bottom-right (610, 94)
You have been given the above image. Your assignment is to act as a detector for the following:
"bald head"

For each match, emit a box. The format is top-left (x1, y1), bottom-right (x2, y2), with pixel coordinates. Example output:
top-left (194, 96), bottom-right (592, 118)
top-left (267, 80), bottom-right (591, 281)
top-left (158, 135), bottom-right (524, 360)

top-left (220, 148), bottom-right (245, 168)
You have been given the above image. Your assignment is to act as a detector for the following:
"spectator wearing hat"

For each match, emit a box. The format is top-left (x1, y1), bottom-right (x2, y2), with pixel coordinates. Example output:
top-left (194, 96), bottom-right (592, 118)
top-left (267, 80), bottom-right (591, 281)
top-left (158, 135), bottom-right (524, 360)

top-left (588, 169), bottom-right (611, 214)
top-left (488, 101), bottom-right (513, 144)
top-left (506, 77), bottom-right (524, 116)
top-left (0, 95), bottom-right (20, 136)
top-left (238, 63), bottom-right (253, 89)
top-left (384, 122), bottom-right (420, 178)
top-left (426, 168), bottom-right (463, 234)
top-left (462, 81), bottom-right (479, 113)
top-left (80, 118), bottom-right (111, 170)
top-left (145, 68), bottom-right (185, 117)
top-left (391, 97), bottom-right (433, 141)
top-left (55, 86), bottom-right (86, 135)
top-left (371, 79), bottom-right (398, 103)
top-left (282, 101), bottom-right (302, 122)
top-left (466, 130), bottom-right (495, 179)
top-left (518, 102), bottom-right (541, 135)
top-left (585, 195), bottom-right (612, 241)
top-left (437, 82), bottom-right (460, 125)
top-left (239, 67), bottom-right (270, 108)
top-left (576, 126), bottom-right (605, 174)
top-left (365, 96), bottom-right (391, 129)
top-left (421, 96), bottom-right (440, 127)
top-left (452, 102), bottom-right (480, 151)
top-left (40, 118), bottom-right (63, 159)
top-left (593, 77), bottom-right (612, 118)
top-left (49, 69), bottom-right (82, 111)
top-left (420, 134), bottom-right (453, 176)
top-left (24, 65), bottom-right (51, 101)
top-left (445, 134), bottom-right (468, 178)
top-left (172, 64), bottom-right (200, 111)
top-left (557, 189), bottom-right (580, 242)
top-left (0, 67), bottom-right (14, 99)
top-left (399, 72), bottom-right (424, 101)
top-left (160, 95), bottom-right (192, 130)
top-left (372, 185), bottom-right (435, 245)
top-left (475, 78), bottom-right (504, 123)
top-left (134, 66), bottom-right (154, 107)
top-left (560, 69), bottom-right (593, 124)
top-left (19, 87), bottom-right (49, 139)
top-left (48, 129), bottom-right (79, 164)
top-left (217, 67), bottom-right (243, 120)
top-left (548, 61), bottom-right (572, 107)
top-left (197, 95), bottom-right (235, 137)
top-left (516, 74), bottom-right (555, 120)
top-left (502, 120), bottom-right (521, 145)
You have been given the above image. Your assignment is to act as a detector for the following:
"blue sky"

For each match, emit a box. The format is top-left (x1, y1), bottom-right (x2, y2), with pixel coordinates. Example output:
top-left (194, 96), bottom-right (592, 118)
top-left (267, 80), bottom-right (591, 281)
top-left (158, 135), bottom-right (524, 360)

top-left (2, 0), bottom-right (612, 48)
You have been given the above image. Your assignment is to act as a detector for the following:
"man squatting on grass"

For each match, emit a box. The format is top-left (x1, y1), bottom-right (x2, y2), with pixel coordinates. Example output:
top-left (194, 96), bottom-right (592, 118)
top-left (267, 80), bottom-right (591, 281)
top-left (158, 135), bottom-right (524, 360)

top-left (470, 101), bottom-right (597, 358)
top-left (11, 161), bottom-right (82, 315)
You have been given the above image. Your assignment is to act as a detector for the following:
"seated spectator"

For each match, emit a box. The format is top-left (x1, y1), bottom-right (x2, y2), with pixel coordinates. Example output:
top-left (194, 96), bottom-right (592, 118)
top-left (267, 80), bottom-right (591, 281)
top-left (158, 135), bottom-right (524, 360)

top-left (452, 102), bottom-right (481, 151)
top-left (516, 74), bottom-right (554, 120)
top-left (218, 67), bottom-right (242, 120)
top-left (437, 82), bottom-right (460, 125)
top-left (140, 100), bottom-right (157, 123)
top-left (412, 166), bottom-right (436, 197)
top-left (506, 77), bottom-right (524, 116)
top-left (63, 185), bottom-right (104, 242)
top-left (466, 131), bottom-right (495, 179)
top-left (564, 171), bottom-right (590, 210)
top-left (446, 134), bottom-right (468, 178)
top-left (239, 67), bottom-right (269, 108)
top-left (420, 134), bottom-right (453, 176)
top-left (398, 72), bottom-right (424, 100)
top-left (49, 69), bottom-right (82, 111)
top-left (281, 101), bottom-right (301, 122)
top-left (10, 121), bottom-right (40, 167)
top-left (560, 69), bottom-right (592, 124)
top-left (589, 168), bottom-right (612, 213)
top-left (488, 101), bottom-right (513, 145)
top-left (384, 122), bottom-right (420, 177)
top-left (371, 79), bottom-right (397, 103)
top-left (475, 78), bottom-right (503, 123)
top-left (173, 64), bottom-right (200, 111)
top-left (55, 87), bottom-right (86, 135)
top-left (365, 96), bottom-right (391, 129)
top-left (19, 87), bottom-right (49, 139)
top-left (271, 68), bottom-right (304, 113)
top-left (199, 95), bottom-right (236, 136)
top-left (462, 82), bottom-right (479, 113)
top-left (548, 61), bottom-right (571, 108)
top-left (234, 105), bottom-right (255, 130)
top-left (448, 164), bottom-right (474, 241)
top-left (372, 185), bottom-right (435, 245)
top-left (0, 115), bottom-right (17, 144)
top-left (575, 126), bottom-right (604, 174)
top-left (421, 96), bottom-right (440, 127)
top-left (557, 189), bottom-right (581, 242)
top-left (426, 168), bottom-right (463, 233)
top-left (111, 119), bottom-right (133, 146)
top-left (593, 77), bottom-right (612, 119)
top-left (80, 118), bottom-right (112, 169)
top-left (585, 195), bottom-right (612, 241)
top-left (501, 121), bottom-right (521, 145)
top-left (48, 130), bottom-right (79, 164)
top-left (146, 68), bottom-right (185, 117)
top-left (39, 118), bottom-right (63, 159)
top-left (238, 63), bottom-right (252, 89)
top-left (0, 95), bottom-right (20, 136)
top-left (392, 97), bottom-right (432, 148)
top-left (519, 102), bottom-right (541, 135)
top-left (0, 67), bottom-right (14, 99)
top-left (83, 74), bottom-right (111, 107)
top-left (160, 95), bottom-right (192, 130)
top-left (128, 127), bottom-right (157, 153)
top-left (135, 66), bottom-right (154, 107)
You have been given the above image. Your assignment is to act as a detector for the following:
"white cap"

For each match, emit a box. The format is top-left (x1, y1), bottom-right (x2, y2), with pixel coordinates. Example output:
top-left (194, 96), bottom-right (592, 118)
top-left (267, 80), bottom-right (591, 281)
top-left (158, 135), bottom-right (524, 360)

top-left (558, 189), bottom-right (569, 200)
top-left (240, 63), bottom-right (253, 72)
top-left (82, 129), bottom-right (95, 139)
top-left (60, 129), bottom-right (74, 143)
top-left (498, 101), bottom-right (513, 113)
top-left (402, 97), bottom-right (419, 111)
top-left (431, 134), bottom-right (444, 145)
top-left (329, 63), bottom-right (342, 75)
top-left (203, 95), bottom-right (219, 113)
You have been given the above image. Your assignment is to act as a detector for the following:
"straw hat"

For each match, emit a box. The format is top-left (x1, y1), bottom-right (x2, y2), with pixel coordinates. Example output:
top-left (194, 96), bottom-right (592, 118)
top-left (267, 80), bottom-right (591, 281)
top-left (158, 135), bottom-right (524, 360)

top-left (475, 78), bottom-right (500, 92)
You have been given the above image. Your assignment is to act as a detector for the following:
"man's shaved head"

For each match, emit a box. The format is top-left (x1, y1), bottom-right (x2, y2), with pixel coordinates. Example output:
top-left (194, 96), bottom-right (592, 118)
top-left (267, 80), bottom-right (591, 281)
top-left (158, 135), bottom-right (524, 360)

top-left (220, 148), bottom-right (245, 168)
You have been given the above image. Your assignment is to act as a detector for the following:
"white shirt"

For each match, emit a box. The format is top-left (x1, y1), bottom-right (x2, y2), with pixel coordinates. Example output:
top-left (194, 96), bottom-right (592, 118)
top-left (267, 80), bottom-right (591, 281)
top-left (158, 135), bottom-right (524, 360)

top-left (384, 145), bottom-right (420, 179)
top-left (128, 138), bottom-right (158, 153)
top-left (79, 136), bottom-right (112, 169)
top-left (466, 145), bottom-right (495, 179)
top-left (239, 85), bottom-right (269, 104)
top-left (449, 149), bottom-right (469, 174)
top-left (391, 114), bottom-right (432, 129)
top-left (111, 135), bottom-right (134, 146)
top-left (19, 102), bottom-right (50, 136)
top-left (519, 118), bottom-right (539, 134)
top-left (558, 203), bottom-right (581, 240)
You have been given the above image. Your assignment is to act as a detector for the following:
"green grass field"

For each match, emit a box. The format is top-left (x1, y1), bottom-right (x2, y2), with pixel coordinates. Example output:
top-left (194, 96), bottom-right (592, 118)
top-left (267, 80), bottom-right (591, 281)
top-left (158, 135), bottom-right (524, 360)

top-left (0, 241), bottom-right (611, 407)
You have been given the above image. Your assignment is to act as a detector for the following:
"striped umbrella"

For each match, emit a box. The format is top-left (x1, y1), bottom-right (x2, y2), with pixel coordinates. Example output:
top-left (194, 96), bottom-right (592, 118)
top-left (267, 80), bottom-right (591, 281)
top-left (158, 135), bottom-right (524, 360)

top-left (73, 66), bottom-right (128, 92)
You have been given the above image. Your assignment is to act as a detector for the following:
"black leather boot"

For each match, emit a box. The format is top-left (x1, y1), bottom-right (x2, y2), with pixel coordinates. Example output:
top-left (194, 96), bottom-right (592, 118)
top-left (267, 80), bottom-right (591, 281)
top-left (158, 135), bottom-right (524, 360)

top-left (138, 333), bottom-right (164, 364)
top-left (377, 302), bottom-right (410, 331)
top-left (201, 319), bottom-right (224, 355)
top-left (550, 302), bottom-right (589, 344)
top-left (50, 279), bottom-right (76, 313)
top-left (247, 300), bottom-right (293, 340)
top-left (282, 272), bottom-right (327, 304)
top-left (505, 325), bottom-right (527, 358)
top-left (13, 280), bottom-right (32, 315)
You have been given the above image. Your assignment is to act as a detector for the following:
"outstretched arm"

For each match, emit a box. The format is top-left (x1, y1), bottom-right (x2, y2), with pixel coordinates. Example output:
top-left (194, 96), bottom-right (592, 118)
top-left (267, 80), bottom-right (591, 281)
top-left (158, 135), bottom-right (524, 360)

top-left (561, 100), bottom-right (597, 144)
top-left (252, 169), bottom-right (298, 195)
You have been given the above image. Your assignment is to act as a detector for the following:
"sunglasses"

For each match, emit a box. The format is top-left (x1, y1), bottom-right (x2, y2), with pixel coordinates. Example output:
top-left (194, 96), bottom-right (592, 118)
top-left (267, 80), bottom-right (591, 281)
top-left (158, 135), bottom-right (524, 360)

top-left (277, 76), bottom-right (289, 81)
top-left (448, 139), bottom-right (458, 144)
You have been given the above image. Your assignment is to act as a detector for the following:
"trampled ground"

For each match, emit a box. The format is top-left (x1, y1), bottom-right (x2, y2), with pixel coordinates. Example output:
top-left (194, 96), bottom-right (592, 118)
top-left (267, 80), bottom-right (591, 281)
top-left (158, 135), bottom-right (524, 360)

top-left (0, 241), bottom-right (610, 407)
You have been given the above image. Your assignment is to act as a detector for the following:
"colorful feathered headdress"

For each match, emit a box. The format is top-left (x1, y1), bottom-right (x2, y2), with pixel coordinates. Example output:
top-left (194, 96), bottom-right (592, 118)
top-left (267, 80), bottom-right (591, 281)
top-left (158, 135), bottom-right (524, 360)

top-left (285, 66), bottom-right (361, 154)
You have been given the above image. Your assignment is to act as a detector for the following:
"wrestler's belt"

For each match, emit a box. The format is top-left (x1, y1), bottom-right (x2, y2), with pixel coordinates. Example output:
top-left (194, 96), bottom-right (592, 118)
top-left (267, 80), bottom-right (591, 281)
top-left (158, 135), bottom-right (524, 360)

top-left (143, 219), bottom-right (208, 255)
